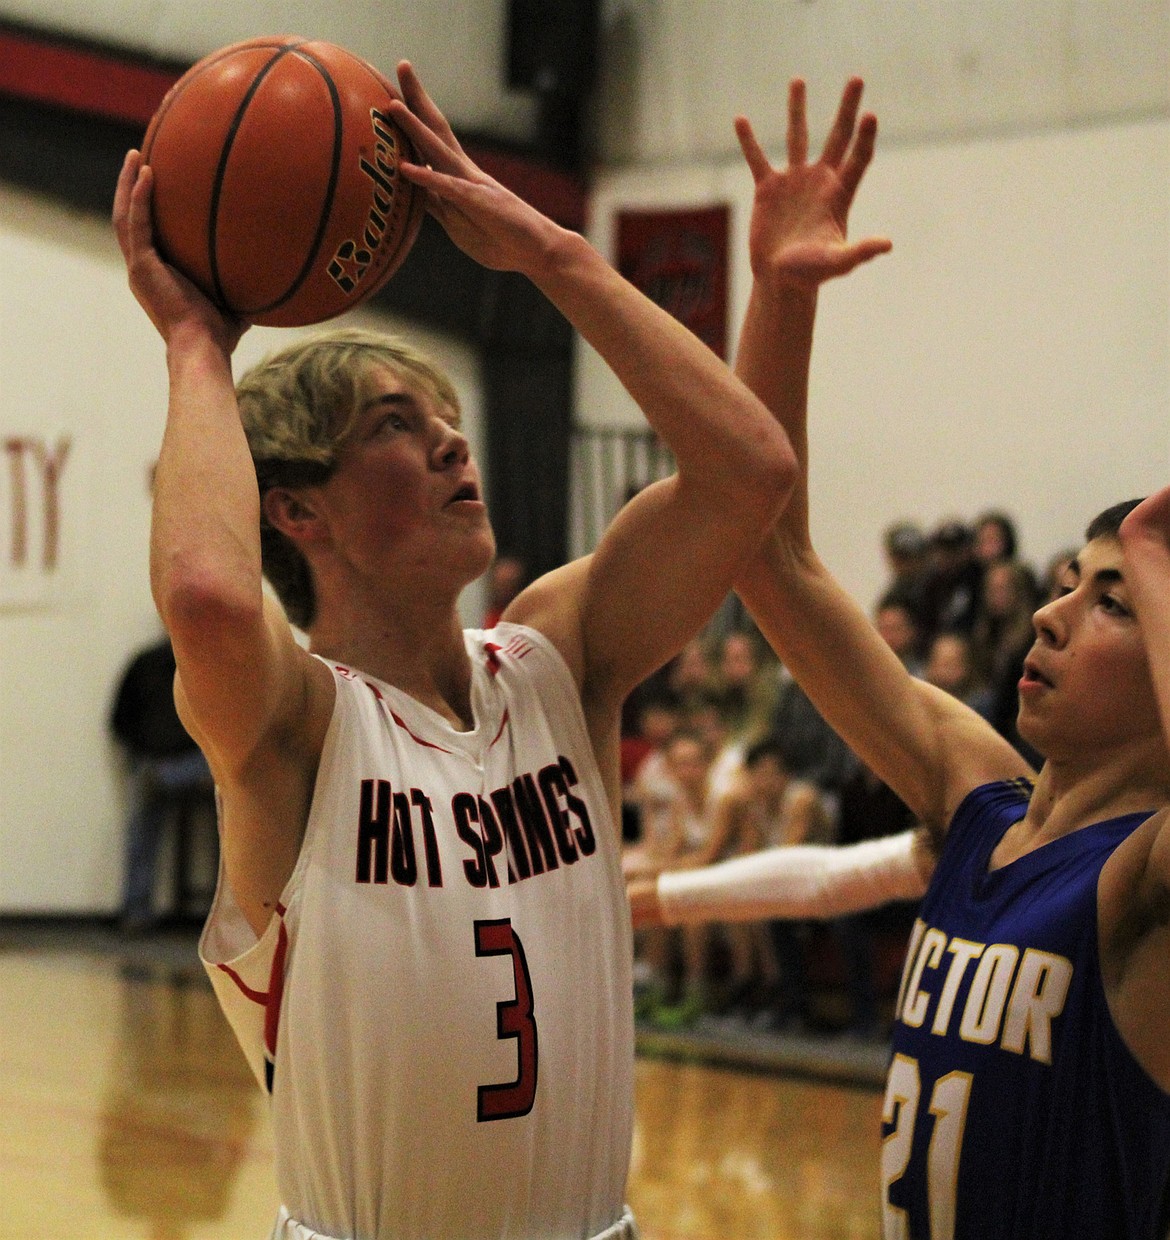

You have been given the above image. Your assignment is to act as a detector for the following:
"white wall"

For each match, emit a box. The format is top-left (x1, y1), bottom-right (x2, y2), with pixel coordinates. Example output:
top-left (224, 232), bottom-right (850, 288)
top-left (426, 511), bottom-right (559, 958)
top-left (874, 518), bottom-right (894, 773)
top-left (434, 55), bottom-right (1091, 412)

top-left (0, 182), bottom-right (483, 912)
top-left (577, 112), bottom-right (1170, 609)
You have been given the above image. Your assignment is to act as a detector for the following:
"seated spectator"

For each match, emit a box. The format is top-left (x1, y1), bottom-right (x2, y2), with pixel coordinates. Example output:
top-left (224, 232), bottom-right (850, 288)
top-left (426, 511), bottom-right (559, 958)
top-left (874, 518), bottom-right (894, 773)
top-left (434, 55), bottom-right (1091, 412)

top-left (110, 634), bottom-right (214, 933)
top-left (921, 518), bottom-right (982, 635)
top-left (695, 737), bottom-right (830, 1019)
top-left (1040, 545), bottom-right (1079, 602)
top-left (972, 559), bottom-right (1040, 756)
top-left (622, 696), bottom-right (684, 873)
top-left (880, 520), bottom-right (930, 629)
top-left (645, 728), bottom-right (722, 1026)
top-left (710, 629), bottom-right (780, 746)
top-left (874, 592), bottom-right (926, 677)
top-left (924, 630), bottom-right (995, 722)
top-left (666, 636), bottom-right (718, 717)
top-left (972, 508), bottom-right (1019, 567)
top-left (684, 688), bottom-right (747, 800)
top-left (768, 663), bottom-right (857, 802)
top-left (830, 758), bottom-right (919, 1039)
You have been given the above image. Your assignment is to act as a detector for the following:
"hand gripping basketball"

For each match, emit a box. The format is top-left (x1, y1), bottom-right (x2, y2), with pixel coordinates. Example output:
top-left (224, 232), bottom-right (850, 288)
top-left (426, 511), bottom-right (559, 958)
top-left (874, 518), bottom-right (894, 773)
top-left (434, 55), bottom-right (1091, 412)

top-left (142, 37), bottom-right (425, 327)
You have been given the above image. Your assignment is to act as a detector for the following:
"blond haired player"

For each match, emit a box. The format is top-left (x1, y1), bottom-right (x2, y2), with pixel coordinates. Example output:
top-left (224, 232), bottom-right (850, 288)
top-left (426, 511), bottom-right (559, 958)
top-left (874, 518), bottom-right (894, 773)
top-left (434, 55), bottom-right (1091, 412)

top-left (114, 60), bottom-right (889, 1240)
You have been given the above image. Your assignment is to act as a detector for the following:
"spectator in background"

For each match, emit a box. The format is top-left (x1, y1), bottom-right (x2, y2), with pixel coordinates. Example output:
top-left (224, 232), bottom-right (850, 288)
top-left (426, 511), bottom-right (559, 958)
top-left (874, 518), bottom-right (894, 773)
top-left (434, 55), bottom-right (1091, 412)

top-left (650, 729), bottom-right (722, 1026)
top-left (880, 520), bottom-right (930, 628)
top-left (923, 630), bottom-right (995, 722)
top-left (830, 758), bottom-right (918, 1039)
top-left (921, 518), bottom-right (983, 635)
top-left (622, 696), bottom-right (684, 869)
top-left (974, 559), bottom-right (1042, 760)
top-left (972, 508), bottom-right (1019, 567)
top-left (972, 559), bottom-right (1040, 682)
top-left (711, 629), bottom-right (780, 746)
top-left (974, 508), bottom-right (1041, 603)
top-left (768, 662), bottom-right (857, 803)
top-left (874, 592), bottom-right (926, 677)
top-left (110, 634), bottom-right (213, 933)
top-left (685, 687), bottom-right (747, 801)
top-left (694, 737), bottom-right (829, 1021)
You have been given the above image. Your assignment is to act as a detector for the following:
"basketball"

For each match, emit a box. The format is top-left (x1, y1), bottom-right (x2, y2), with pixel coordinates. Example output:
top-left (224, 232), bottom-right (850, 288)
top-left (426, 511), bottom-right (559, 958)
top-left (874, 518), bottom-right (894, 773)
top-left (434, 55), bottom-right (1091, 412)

top-left (142, 36), bottom-right (425, 327)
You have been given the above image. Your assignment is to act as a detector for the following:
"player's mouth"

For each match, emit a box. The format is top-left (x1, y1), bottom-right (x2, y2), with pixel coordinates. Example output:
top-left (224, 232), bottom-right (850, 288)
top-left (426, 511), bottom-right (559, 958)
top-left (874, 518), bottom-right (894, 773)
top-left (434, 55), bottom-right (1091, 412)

top-left (1019, 659), bottom-right (1054, 693)
top-left (446, 481), bottom-right (483, 507)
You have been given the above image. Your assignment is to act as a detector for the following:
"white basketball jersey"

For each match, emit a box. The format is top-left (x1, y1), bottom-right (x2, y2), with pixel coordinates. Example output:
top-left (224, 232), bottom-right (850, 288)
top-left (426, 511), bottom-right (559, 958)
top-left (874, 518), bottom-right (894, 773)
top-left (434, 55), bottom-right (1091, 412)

top-left (200, 624), bottom-right (635, 1240)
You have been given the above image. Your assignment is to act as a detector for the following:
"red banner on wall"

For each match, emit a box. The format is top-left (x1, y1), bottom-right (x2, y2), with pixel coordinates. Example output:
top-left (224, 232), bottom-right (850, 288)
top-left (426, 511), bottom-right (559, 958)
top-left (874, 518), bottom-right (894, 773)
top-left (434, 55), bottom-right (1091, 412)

top-left (616, 204), bottom-right (730, 359)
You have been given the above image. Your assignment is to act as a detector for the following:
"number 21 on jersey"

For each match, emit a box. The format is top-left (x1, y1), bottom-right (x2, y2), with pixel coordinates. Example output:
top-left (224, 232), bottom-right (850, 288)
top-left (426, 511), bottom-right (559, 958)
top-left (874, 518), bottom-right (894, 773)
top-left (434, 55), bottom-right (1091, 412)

top-left (881, 1053), bottom-right (972, 1240)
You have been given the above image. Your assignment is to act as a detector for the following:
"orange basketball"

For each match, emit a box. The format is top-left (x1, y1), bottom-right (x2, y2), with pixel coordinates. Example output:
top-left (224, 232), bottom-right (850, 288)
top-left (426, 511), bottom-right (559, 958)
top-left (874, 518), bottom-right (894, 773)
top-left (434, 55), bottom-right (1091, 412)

top-left (142, 36), bottom-right (425, 327)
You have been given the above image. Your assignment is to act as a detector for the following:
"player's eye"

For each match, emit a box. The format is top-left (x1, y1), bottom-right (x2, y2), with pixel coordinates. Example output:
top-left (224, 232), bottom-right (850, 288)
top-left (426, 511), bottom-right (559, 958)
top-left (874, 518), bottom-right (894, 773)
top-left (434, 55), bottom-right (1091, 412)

top-left (1099, 593), bottom-right (1129, 616)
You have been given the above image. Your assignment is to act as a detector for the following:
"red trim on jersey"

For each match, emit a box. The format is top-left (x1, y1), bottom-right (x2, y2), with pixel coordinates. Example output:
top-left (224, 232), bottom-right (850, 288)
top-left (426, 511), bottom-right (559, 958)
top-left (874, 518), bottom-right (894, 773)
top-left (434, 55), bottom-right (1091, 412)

top-left (502, 634), bottom-right (534, 660)
top-left (216, 962), bottom-right (267, 1005)
top-left (489, 709), bottom-right (510, 749)
top-left (263, 915), bottom-right (289, 1057)
top-left (485, 642), bottom-right (503, 675)
top-left (388, 709), bottom-right (455, 753)
top-left (213, 902), bottom-right (289, 1037)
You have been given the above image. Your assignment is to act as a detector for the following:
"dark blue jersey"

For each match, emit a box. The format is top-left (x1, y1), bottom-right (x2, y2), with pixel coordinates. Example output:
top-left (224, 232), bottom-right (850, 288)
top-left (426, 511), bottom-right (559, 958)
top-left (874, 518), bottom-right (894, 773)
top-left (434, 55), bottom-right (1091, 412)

top-left (882, 780), bottom-right (1170, 1239)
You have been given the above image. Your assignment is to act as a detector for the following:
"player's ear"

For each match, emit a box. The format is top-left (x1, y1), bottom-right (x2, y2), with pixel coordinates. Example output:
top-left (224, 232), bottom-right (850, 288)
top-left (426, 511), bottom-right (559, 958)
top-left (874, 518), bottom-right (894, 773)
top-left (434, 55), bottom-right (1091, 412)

top-left (263, 488), bottom-right (324, 544)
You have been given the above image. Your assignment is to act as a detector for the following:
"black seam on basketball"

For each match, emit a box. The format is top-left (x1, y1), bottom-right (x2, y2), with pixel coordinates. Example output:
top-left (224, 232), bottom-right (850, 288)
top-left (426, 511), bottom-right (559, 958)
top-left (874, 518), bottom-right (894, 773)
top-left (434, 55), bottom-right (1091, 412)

top-left (239, 47), bottom-right (344, 317)
top-left (143, 41), bottom-right (289, 163)
top-left (207, 44), bottom-right (301, 309)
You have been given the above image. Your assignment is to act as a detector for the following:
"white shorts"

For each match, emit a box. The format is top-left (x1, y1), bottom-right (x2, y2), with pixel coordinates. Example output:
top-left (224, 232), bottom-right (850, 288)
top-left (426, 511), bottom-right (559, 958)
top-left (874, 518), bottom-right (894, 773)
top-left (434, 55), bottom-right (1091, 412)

top-left (269, 1204), bottom-right (640, 1240)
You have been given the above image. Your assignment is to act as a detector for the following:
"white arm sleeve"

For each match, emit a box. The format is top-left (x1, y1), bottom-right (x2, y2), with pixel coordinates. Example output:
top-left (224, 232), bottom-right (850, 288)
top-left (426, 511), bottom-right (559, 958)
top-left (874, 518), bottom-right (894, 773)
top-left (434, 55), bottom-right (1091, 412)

top-left (657, 830), bottom-right (928, 926)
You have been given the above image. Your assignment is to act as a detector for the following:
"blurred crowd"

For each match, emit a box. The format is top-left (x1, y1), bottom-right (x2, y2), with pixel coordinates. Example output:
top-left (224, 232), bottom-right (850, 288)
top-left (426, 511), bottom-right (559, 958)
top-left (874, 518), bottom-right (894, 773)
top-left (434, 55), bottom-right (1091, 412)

top-left (618, 509), bottom-right (1074, 1040)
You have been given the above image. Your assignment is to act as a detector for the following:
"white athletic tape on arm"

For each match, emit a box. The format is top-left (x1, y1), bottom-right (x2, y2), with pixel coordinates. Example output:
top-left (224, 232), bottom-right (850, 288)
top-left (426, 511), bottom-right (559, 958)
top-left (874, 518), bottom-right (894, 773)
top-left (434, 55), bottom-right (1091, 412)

top-left (657, 830), bottom-right (927, 926)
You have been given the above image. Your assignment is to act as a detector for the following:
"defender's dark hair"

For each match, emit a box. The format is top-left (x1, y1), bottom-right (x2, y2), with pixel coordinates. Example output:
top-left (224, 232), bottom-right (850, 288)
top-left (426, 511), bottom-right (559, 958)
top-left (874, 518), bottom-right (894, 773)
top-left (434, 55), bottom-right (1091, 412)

top-left (1085, 498), bottom-right (1145, 543)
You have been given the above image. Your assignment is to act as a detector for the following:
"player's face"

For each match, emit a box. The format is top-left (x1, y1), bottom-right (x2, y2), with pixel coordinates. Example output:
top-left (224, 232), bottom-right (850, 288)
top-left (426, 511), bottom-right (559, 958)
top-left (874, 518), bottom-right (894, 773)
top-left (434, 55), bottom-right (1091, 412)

top-left (1016, 536), bottom-right (1162, 761)
top-left (314, 365), bottom-right (495, 591)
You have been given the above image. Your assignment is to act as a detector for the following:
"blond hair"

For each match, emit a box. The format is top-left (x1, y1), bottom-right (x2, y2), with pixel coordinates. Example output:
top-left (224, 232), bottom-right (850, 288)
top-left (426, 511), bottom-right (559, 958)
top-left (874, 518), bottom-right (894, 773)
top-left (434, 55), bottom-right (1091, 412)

top-left (237, 328), bottom-right (460, 628)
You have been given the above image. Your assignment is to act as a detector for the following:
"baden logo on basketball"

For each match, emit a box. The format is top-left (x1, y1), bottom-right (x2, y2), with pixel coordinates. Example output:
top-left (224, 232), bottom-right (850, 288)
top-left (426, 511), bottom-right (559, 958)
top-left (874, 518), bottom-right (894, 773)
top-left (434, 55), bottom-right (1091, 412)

top-left (327, 108), bottom-right (411, 295)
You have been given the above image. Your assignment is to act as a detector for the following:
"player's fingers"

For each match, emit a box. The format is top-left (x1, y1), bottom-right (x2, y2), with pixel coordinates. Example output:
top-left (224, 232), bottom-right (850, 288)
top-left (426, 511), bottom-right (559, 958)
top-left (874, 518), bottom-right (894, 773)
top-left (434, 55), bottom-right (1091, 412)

top-left (387, 98), bottom-right (473, 180)
top-left (112, 150), bottom-right (141, 242)
top-left (119, 162), bottom-right (156, 263)
top-left (787, 78), bottom-right (808, 166)
top-left (396, 158), bottom-right (486, 213)
top-left (396, 61), bottom-right (463, 155)
top-left (734, 116), bottom-right (774, 184)
top-left (821, 76), bottom-right (864, 167)
top-left (831, 236), bottom-right (892, 275)
top-left (838, 112), bottom-right (879, 203)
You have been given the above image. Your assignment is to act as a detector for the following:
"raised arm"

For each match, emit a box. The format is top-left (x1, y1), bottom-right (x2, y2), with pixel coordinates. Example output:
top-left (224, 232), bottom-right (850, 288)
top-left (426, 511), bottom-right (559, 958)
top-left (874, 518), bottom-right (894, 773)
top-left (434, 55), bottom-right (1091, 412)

top-left (113, 152), bottom-right (330, 928)
top-left (730, 79), bottom-right (1029, 827)
top-left (387, 63), bottom-right (794, 717)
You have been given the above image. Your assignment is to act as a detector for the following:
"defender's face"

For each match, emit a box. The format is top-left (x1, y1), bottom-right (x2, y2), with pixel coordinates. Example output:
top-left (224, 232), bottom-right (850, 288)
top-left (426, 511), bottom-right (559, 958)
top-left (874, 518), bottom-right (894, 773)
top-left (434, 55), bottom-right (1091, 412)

top-left (315, 365), bottom-right (495, 588)
top-left (1017, 537), bottom-right (1162, 760)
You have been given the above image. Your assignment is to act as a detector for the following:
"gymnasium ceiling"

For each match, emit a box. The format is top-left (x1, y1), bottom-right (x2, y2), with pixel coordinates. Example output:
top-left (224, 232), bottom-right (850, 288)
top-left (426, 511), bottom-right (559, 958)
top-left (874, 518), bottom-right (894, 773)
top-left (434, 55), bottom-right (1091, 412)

top-left (0, 0), bottom-right (1167, 167)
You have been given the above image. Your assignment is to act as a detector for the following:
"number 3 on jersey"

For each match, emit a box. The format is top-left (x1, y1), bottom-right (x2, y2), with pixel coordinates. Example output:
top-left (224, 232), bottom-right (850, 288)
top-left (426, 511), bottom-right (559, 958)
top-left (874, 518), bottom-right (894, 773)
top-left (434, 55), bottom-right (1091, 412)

top-left (475, 918), bottom-right (539, 1121)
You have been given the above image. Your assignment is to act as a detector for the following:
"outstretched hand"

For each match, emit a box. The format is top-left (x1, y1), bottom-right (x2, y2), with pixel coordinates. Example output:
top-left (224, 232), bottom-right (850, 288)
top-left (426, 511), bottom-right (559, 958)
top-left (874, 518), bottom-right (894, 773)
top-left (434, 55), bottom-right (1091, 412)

top-left (737, 77), bottom-right (891, 292)
top-left (389, 61), bottom-right (552, 276)
top-left (112, 150), bottom-right (247, 354)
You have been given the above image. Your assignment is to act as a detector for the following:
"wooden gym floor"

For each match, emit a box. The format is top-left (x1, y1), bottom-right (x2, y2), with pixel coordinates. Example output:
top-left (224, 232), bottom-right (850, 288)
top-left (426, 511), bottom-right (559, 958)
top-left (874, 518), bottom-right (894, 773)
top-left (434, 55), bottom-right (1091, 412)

top-left (0, 923), bottom-right (884, 1240)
